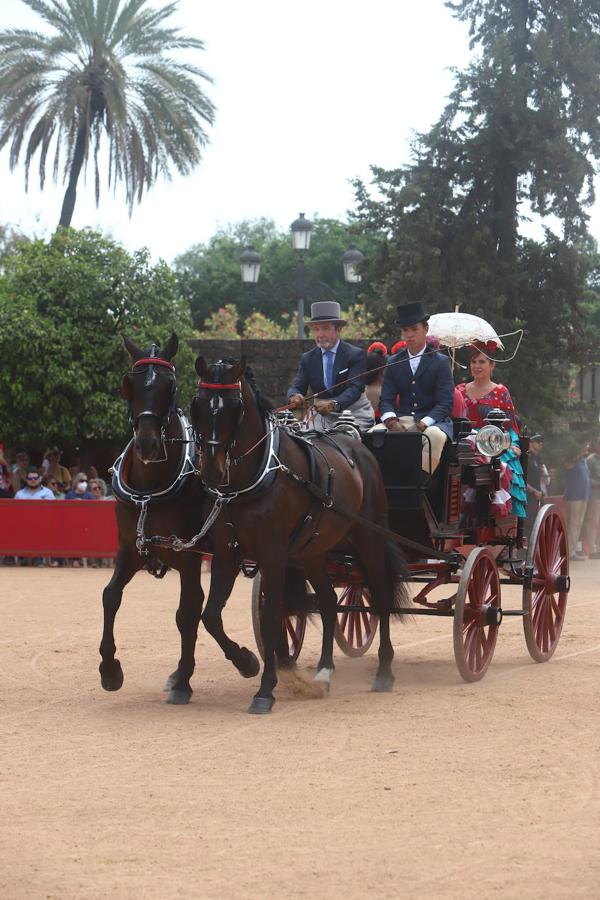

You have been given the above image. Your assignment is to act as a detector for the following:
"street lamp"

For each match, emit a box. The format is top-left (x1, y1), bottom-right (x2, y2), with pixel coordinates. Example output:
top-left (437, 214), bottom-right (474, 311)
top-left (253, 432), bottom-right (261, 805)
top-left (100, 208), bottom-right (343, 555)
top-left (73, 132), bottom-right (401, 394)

top-left (240, 245), bottom-right (261, 284)
top-left (342, 245), bottom-right (364, 284)
top-left (290, 213), bottom-right (313, 337)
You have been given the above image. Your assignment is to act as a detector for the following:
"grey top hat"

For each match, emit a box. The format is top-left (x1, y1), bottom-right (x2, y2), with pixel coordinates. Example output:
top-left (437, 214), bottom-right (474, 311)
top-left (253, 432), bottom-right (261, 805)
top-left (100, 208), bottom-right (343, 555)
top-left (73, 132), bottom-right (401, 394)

top-left (395, 301), bottom-right (430, 327)
top-left (308, 300), bottom-right (347, 326)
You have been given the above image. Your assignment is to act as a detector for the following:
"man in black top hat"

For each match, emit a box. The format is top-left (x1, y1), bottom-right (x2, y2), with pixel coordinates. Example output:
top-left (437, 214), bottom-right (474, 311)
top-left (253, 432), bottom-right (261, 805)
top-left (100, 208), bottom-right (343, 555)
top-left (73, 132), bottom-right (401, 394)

top-left (380, 301), bottom-right (454, 472)
top-left (287, 300), bottom-right (374, 430)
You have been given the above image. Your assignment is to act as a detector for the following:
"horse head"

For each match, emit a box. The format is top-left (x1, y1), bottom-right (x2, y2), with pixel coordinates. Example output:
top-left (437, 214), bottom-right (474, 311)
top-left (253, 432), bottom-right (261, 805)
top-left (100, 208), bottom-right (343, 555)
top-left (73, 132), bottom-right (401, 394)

top-left (191, 356), bottom-right (247, 488)
top-left (121, 333), bottom-right (179, 462)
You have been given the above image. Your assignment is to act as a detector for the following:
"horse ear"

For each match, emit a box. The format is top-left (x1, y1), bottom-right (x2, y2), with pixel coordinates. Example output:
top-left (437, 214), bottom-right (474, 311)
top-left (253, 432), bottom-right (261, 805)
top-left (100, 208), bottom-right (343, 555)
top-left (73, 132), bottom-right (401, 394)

top-left (230, 356), bottom-right (247, 381)
top-left (162, 333), bottom-right (178, 361)
top-left (195, 355), bottom-right (208, 378)
top-left (122, 335), bottom-right (144, 361)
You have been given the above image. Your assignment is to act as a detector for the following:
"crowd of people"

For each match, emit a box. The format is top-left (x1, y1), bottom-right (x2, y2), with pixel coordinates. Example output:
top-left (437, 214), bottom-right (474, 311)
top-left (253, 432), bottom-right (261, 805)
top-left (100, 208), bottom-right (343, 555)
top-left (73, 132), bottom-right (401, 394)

top-left (0, 443), bottom-right (113, 567)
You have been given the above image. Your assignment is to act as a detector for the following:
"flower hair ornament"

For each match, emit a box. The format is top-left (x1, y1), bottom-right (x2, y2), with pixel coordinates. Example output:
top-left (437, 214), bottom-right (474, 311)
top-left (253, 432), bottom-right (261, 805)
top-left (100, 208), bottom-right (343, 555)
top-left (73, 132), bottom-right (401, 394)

top-left (390, 340), bottom-right (407, 354)
top-left (367, 341), bottom-right (388, 356)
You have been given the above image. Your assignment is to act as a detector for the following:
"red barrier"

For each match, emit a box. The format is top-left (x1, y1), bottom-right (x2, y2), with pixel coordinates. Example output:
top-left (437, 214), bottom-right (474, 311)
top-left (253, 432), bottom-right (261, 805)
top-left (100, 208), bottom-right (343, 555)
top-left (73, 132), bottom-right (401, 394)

top-left (0, 499), bottom-right (119, 558)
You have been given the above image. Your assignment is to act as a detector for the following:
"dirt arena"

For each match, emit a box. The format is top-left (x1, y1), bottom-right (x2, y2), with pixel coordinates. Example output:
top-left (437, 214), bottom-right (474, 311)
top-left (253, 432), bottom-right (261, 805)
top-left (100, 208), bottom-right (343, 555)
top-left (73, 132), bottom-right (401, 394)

top-left (1, 562), bottom-right (599, 899)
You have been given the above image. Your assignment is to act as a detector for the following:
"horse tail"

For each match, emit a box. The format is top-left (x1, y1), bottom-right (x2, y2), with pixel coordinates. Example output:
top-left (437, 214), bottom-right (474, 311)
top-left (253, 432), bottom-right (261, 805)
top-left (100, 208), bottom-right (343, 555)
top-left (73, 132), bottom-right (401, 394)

top-left (282, 565), bottom-right (312, 615)
top-left (384, 539), bottom-right (411, 617)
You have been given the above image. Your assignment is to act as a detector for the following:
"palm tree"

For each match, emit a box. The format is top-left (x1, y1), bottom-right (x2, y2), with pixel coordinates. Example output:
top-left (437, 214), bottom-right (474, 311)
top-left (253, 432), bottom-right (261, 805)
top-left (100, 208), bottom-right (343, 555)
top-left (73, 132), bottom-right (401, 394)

top-left (0, 0), bottom-right (215, 227)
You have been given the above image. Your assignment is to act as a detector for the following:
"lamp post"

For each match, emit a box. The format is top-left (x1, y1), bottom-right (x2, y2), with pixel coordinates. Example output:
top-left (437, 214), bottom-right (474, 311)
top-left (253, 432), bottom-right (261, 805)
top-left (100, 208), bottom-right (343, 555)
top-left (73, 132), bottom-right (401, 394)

top-left (290, 213), bottom-right (313, 338)
top-left (239, 220), bottom-right (365, 338)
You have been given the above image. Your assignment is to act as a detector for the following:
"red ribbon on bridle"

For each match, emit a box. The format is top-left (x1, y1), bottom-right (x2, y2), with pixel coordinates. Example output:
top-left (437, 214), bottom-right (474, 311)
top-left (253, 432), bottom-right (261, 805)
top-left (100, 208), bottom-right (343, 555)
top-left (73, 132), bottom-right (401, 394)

top-left (197, 381), bottom-right (242, 390)
top-left (133, 357), bottom-right (175, 370)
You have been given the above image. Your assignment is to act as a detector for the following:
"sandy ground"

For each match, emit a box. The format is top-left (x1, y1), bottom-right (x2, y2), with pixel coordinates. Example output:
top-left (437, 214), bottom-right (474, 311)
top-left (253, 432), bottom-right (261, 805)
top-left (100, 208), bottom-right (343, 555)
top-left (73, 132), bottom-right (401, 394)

top-left (1, 561), bottom-right (599, 900)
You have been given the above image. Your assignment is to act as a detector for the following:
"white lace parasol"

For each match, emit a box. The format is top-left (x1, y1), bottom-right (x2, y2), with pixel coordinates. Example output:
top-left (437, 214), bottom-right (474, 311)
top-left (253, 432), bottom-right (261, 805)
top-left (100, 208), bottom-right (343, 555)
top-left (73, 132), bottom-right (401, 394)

top-left (428, 312), bottom-right (504, 350)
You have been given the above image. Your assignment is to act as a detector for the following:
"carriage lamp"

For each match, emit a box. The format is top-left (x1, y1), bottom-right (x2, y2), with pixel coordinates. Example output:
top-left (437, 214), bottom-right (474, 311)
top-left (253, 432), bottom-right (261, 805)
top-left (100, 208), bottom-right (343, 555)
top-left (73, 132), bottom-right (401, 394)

top-left (342, 245), bottom-right (365, 283)
top-left (240, 245), bottom-right (261, 284)
top-left (476, 425), bottom-right (512, 458)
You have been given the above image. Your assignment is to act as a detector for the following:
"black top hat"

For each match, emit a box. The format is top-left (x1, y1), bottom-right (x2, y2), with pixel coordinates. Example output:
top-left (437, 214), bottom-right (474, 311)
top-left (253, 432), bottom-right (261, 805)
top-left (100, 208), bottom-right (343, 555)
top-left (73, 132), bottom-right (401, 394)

top-left (395, 301), bottom-right (430, 327)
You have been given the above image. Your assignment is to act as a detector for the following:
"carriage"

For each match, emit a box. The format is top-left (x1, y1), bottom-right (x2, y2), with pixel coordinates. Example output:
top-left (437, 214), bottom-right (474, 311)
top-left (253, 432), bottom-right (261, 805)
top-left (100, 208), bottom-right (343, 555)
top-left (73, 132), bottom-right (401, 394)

top-left (251, 413), bottom-right (570, 682)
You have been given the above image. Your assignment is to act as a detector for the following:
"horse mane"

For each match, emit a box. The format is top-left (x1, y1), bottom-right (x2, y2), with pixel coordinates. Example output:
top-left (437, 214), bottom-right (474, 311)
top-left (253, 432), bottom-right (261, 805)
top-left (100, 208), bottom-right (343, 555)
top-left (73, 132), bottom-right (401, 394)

top-left (210, 358), bottom-right (275, 418)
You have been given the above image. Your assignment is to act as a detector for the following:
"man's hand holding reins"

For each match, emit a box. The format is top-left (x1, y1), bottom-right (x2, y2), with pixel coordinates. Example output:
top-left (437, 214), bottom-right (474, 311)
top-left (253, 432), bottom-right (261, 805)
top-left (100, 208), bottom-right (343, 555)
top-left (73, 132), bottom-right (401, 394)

top-left (288, 393), bottom-right (305, 410)
top-left (314, 399), bottom-right (337, 415)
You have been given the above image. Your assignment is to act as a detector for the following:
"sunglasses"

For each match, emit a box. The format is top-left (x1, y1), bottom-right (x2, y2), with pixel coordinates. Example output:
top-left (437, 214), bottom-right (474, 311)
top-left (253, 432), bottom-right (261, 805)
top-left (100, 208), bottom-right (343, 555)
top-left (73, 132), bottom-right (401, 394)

top-left (27, 475), bottom-right (41, 481)
top-left (91, 485), bottom-right (102, 491)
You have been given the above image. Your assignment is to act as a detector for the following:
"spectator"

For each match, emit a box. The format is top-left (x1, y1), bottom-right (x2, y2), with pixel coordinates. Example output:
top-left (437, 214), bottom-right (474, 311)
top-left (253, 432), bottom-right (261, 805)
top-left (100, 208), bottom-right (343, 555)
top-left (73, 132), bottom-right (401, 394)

top-left (10, 448), bottom-right (32, 494)
top-left (42, 446), bottom-right (72, 493)
top-left (524, 434), bottom-right (545, 538)
top-left (583, 436), bottom-right (600, 559)
top-left (44, 476), bottom-right (65, 499)
top-left (65, 472), bottom-right (93, 500)
top-left (89, 477), bottom-right (109, 499)
top-left (0, 444), bottom-right (11, 498)
top-left (564, 442), bottom-right (591, 561)
top-left (15, 468), bottom-right (55, 567)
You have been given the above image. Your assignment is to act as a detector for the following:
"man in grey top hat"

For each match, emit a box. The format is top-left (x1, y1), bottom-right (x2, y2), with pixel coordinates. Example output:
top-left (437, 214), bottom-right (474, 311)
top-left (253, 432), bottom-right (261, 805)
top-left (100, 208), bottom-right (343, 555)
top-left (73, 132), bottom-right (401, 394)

top-left (287, 300), bottom-right (374, 430)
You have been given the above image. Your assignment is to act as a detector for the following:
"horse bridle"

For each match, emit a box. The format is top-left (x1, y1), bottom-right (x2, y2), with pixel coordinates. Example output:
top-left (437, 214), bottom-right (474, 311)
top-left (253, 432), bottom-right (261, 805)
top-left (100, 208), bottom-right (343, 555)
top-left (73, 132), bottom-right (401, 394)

top-left (126, 353), bottom-right (178, 461)
top-left (194, 368), bottom-right (245, 474)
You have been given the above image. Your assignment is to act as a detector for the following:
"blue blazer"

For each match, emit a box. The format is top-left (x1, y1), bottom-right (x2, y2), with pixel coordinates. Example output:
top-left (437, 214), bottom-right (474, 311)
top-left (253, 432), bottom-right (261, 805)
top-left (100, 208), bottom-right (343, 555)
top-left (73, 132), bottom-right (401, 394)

top-left (379, 348), bottom-right (455, 439)
top-left (287, 340), bottom-right (366, 409)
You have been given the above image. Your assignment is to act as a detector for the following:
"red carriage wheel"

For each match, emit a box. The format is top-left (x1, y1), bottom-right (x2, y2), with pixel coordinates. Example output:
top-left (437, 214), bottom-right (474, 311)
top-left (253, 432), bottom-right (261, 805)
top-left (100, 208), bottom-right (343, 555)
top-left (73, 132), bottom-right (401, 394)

top-left (251, 573), bottom-right (307, 663)
top-left (453, 547), bottom-right (501, 682)
top-left (523, 504), bottom-right (569, 662)
top-left (334, 585), bottom-right (379, 657)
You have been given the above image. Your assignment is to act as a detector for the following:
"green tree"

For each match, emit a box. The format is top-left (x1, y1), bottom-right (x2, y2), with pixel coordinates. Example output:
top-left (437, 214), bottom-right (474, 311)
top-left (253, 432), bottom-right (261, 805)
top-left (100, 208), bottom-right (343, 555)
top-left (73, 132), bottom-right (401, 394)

top-left (0, 0), bottom-right (215, 227)
top-left (174, 216), bottom-right (377, 330)
top-left (0, 228), bottom-right (197, 447)
top-left (353, 0), bottom-right (600, 428)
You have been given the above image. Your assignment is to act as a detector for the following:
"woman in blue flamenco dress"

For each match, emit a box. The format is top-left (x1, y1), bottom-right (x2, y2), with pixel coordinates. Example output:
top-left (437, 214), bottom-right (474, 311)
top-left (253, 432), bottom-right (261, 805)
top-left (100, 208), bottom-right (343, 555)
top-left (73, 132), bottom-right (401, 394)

top-left (456, 342), bottom-right (527, 519)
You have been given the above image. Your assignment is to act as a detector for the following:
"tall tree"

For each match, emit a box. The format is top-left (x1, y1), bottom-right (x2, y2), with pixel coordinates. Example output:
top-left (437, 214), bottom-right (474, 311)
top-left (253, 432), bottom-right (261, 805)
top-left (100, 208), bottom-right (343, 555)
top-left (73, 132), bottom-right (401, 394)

top-left (353, 0), bottom-right (600, 427)
top-left (0, 0), bottom-right (215, 227)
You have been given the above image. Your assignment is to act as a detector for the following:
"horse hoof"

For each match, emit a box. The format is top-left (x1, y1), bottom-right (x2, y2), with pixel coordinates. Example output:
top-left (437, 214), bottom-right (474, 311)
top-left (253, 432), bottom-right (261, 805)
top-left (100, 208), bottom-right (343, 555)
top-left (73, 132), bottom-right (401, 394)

top-left (99, 660), bottom-right (124, 692)
top-left (237, 648), bottom-right (260, 679)
top-left (163, 670), bottom-right (179, 691)
top-left (371, 673), bottom-right (394, 693)
top-left (247, 696), bottom-right (275, 715)
top-left (166, 688), bottom-right (192, 705)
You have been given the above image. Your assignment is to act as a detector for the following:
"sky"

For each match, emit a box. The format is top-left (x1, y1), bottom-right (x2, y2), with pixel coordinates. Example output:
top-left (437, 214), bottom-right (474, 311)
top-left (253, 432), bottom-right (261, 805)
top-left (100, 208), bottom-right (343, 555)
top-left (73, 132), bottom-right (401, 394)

top-left (0, 0), bottom-right (525, 265)
top-left (0, 0), bottom-right (478, 262)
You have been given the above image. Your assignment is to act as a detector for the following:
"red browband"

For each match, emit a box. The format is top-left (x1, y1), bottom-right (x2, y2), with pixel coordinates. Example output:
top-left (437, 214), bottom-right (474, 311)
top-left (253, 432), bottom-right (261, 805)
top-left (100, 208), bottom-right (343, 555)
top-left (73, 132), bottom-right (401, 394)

top-left (133, 357), bottom-right (175, 370)
top-left (197, 381), bottom-right (241, 390)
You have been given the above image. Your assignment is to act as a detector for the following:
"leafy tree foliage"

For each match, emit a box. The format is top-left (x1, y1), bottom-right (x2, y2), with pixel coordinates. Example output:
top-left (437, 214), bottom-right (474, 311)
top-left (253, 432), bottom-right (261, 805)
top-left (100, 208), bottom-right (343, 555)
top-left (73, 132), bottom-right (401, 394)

top-left (353, 0), bottom-right (600, 429)
top-left (174, 217), bottom-right (376, 330)
top-left (0, 228), bottom-right (196, 447)
top-left (0, 0), bottom-right (215, 226)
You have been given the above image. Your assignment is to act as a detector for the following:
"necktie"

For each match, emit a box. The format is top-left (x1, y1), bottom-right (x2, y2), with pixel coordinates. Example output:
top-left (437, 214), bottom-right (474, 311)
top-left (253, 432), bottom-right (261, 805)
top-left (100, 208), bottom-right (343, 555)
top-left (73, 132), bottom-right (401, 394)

top-left (324, 350), bottom-right (334, 389)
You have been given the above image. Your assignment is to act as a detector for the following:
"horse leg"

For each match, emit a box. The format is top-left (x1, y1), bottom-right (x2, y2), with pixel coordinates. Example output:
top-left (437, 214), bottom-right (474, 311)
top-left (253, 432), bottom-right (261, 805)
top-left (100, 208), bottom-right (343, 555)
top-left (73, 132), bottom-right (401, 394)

top-left (248, 558), bottom-right (287, 715)
top-left (304, 560), bottom-right (337, 691)
top-left (165, 558), bottom-right (204, 705)
top-left (99, 546), bottom-right (141, 691)
top-left (352, 533), bottom-right (396, 692)
top-left (202, 556), bottom-right (261, 680)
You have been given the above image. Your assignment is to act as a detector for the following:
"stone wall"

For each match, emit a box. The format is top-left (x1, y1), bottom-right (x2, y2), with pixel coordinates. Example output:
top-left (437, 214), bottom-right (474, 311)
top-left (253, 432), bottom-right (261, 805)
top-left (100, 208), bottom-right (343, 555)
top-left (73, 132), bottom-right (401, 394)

top-left (190, 338), bottom-right (372, 405)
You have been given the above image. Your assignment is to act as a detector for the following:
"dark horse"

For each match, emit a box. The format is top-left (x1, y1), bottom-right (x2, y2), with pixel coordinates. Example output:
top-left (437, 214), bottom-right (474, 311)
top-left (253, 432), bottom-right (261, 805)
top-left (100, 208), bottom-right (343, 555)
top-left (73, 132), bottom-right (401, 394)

top-left (99, 335), bottom-right (259, 704)
top-left (190, 356), bottom-right (409, 714)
